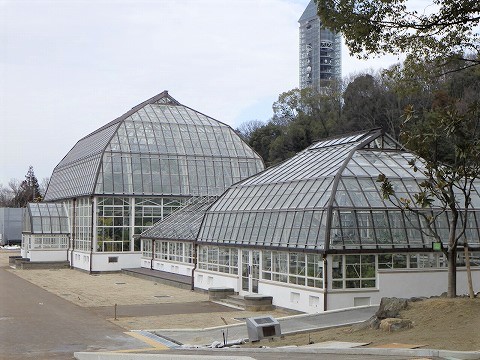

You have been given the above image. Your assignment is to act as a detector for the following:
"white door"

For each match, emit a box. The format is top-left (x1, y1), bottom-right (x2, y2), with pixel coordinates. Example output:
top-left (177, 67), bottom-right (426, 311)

top-left (241, 250), bottom-right (259, 294)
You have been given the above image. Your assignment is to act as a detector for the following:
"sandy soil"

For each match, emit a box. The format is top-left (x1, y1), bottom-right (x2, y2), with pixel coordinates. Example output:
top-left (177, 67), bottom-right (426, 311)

top-left (244, 297), bottom-right (480, 351)
top-left (3, 251), bottom-right (478, 350)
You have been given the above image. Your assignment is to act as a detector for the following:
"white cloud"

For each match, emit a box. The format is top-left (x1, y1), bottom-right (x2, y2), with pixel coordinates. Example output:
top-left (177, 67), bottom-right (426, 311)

top-left (0, 0), bottom-right (399, 185)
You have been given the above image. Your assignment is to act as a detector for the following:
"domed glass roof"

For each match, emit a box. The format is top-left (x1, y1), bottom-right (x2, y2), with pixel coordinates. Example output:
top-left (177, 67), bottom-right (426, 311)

top-left (44, 91), bottom-right (264, 201)
top-left (197, 129), bottom-right (480, 251)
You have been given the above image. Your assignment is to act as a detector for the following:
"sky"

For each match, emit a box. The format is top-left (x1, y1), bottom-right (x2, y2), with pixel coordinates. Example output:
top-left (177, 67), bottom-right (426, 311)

top-left (0, 0), bottom-right (401, 186)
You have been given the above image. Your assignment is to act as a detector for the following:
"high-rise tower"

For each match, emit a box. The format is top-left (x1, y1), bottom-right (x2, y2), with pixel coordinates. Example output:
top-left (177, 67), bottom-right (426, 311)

top-left (299, 0), bottom-right (342, 90)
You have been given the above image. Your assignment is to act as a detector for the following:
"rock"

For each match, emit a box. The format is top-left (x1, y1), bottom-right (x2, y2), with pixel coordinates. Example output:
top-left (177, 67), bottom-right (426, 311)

top-left (351, 315), bottom-right (381, 331)
top-left (379, 318), bottom-right (412, 332)
top-left (409, 296), bottom-right (427, 302)
top-left (375, 297), bottom-right (409, 319)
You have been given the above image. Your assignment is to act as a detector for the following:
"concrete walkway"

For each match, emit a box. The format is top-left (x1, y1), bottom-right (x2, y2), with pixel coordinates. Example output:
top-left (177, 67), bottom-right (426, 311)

top-left (150, 305), bottom-right (378, 346)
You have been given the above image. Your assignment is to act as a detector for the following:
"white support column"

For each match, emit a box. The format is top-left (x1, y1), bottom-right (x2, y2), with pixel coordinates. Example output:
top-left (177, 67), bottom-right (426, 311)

top-left (130, 197), bottom-right (135, 252)
top-left (91, 197), bottom-right (98, 253)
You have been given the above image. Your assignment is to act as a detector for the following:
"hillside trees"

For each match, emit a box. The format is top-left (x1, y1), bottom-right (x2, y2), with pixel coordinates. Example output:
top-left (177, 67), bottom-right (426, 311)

top-left (317, 0), bottom-right (480, 74)
top-left (378, 78), bottom-right (480, 297)
top-left (319, 0), bottom-right (480, 297)
top-left (340, 72), bottom-right (408, 137)
top-left (379, 56), bottom-right (480, 297)
top-left (246, 84), bottom-right (343, 166)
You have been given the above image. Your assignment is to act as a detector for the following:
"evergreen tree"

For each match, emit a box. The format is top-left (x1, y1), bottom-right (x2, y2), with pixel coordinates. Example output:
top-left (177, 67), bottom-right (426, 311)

top-left (14, 166), bottom-right (42, 207)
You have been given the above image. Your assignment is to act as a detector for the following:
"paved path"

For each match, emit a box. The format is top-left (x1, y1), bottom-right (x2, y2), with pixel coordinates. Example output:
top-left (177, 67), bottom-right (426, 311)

top-left (90, 301), bottom-right (237, 318)
top-left (0, 262), bottom-right (146, 360)
top-left (152, 306), bottom-right (378, 346)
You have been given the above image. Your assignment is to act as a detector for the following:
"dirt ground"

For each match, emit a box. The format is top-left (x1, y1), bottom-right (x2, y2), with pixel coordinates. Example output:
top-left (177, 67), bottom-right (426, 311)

top-left (1, 251), bottom-right (292, 329)
top-left (3, 250), bottom-right (479, 351)
top-left (244, 297), bottom-right (480, 351)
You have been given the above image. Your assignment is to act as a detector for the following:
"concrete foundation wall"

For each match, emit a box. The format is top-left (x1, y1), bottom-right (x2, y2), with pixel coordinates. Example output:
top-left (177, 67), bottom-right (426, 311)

top-left (195, 269), bottom-right (239, 290)
top-left (28, 250), bottom-right (69, 262)
top-left (90, 252), bottom-right (142, 272)
top-left (258, 281), bottom-right (325, 313)
top-left (69, 251), bottom-right (142, 272)
top-left (150, 259), bottom-right (194, 277)
top-left (378, 267), bottom-right (480, 298)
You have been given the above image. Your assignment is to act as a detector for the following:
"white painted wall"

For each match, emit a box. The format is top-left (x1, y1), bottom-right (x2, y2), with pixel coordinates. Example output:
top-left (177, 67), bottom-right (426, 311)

top-left (327, 289), bottom-right (380, 311)
top-left (90, 252), bottom-right (142, 272)
top-left (69, 252), bottom-right (142, 272)
top-left (378, 268), bottom-right (480, 298)
top-left (258, 280), bottom-right (325, 313)
top-left (27, 250), bottom-right (69, 262)
top-left (150, 259), bottom-right (194, 277)
top-left (71, 251), bottom-right (91, 272)
top-left (195, 269), bottom-right (239, 290)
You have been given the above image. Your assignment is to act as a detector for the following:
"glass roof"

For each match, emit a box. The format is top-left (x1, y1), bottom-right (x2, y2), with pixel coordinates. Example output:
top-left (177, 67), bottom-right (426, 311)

top-left (24, 202), bottom-right (70, 234)
top-left (44, 91), bottom-right (264, 201)
top-left (198, 129), bottom-right (480, 251)
top-left (140, 196), bottom-right (216, 241)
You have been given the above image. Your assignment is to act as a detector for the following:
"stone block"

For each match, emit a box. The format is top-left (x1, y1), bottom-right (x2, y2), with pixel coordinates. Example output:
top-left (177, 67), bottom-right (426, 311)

top-left (208, 287), bottom-right (235, 300)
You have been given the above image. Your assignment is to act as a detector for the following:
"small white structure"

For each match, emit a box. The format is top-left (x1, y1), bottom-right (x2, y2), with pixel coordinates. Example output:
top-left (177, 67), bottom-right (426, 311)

top-left (22, 203), bottom-right (70, 262)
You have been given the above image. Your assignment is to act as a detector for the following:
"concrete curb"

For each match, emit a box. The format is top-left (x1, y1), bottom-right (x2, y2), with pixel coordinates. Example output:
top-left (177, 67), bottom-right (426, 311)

top-left (143, 304), bottom-right (378, 333)
top-left (217, 346), bottom-right (480, 360)
top-left (74, 347), bottom-right (480, 360)
top-left (74, 352), bottom-right (255, 360)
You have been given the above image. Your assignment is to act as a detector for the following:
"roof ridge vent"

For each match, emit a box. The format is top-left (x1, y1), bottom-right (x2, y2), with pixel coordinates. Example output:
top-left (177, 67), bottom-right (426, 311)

top-left (154, 90), bottom-right (181, 106)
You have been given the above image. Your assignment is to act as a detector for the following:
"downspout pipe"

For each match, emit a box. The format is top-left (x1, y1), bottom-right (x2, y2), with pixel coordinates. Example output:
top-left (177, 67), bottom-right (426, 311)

top-left (191, 242), bottom-right (197, 291)
top-left (70, 198), bottom-right (76, 268)
top-left (323, 254), bottom-right (328, 311)
top-left (151, 239), bottom-right (155, 270)
top-left (89, 196), bottom-right (94, 275)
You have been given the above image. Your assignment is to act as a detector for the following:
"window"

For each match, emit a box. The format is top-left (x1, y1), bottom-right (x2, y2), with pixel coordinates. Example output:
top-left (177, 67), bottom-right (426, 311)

top-left (152, 241), bottom-right (194, 264)
top-left (262, 251), bottom-right (324, 288)
top-left (332, 254), bottom-right (376, 289)
top-left (96, 197), bottom-right (130, 252)
top-left (197, 246), bottom-right (238, 274)
top-left (378, 254), bottom-right (407, 269)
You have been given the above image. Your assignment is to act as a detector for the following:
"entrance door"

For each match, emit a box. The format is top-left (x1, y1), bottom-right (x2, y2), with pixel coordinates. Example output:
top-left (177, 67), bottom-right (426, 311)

top-left (241, 250), bottom-right (260, 293)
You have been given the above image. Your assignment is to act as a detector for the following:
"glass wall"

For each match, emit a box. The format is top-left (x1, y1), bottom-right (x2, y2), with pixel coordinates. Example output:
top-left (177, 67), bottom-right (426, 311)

top-left (96, 196), bottom-right (185, 252)
top-left (96, 197), bottom-right (131, 252)
top-left (141, 240), bottom-right (194, 264)
top-left (262, 251), bottom-right (324, 288)
top-left (74, 197), bottom-right (92, 252)
top-left (198, 246), bottom-right (239, 274)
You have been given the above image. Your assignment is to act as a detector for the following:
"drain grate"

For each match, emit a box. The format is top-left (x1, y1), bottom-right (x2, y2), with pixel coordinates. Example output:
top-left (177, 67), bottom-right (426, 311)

top-left (154, 295), bottom-right (170, 298)
top-left (115, 282), bottom-right (126, 285)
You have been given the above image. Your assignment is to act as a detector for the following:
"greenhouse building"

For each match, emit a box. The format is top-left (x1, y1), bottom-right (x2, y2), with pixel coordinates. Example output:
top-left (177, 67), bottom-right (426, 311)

top-left (21, 203), bottom-right (70, 262)
top-left (22, 91), bottom-right (264, 272)
top-left (140, 129), bottom-right (480, 313)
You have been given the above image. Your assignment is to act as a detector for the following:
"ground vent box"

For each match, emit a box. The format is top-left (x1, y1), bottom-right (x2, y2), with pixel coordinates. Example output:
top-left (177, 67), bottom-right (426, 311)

top-left (246, 316), bottom-right (281, 342)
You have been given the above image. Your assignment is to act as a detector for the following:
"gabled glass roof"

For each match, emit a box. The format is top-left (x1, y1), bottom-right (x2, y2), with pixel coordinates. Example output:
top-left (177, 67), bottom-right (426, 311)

top-left (23, 203), bottom-right (70, 234)
top-left (140, 196), bottom-right (216, 241)
top-left (44, 91), bottom-right (264, 201)
top-left (197, 129), bottom-right (480, 252)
